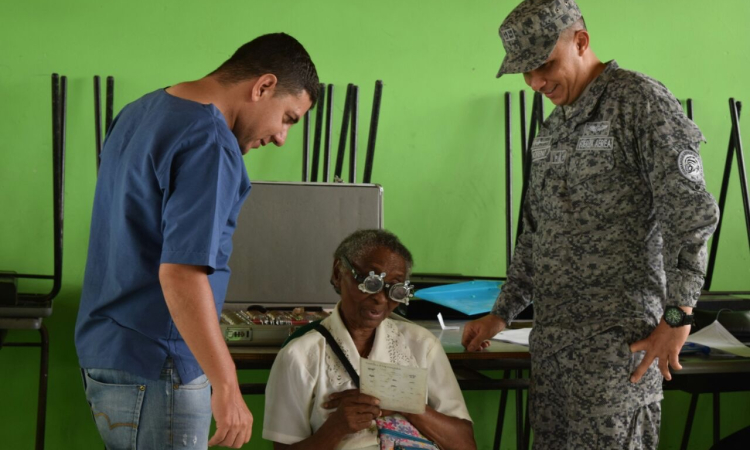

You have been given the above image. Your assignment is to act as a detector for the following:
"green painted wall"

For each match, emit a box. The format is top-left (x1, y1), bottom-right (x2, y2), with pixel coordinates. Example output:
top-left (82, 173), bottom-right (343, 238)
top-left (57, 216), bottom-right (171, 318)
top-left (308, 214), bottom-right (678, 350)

top-left (1, 0), bottom-right (749, 448)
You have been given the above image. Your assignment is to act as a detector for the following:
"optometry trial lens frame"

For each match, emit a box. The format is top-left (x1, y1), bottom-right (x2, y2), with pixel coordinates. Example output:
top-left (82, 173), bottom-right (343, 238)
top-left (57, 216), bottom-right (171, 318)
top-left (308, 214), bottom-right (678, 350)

top-left (340, 256), bottom-right (413, 304)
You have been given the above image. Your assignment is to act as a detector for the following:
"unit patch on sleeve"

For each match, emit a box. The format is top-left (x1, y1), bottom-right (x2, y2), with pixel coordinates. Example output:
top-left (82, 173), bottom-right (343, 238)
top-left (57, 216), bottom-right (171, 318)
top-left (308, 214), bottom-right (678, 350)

top-left (677, 150), bottom-right (704, 183)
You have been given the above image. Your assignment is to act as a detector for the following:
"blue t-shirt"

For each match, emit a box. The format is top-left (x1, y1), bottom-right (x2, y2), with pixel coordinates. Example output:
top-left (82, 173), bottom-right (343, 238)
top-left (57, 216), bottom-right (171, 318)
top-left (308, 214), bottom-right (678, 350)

top-left (75, 89), bottom-right (251, 382)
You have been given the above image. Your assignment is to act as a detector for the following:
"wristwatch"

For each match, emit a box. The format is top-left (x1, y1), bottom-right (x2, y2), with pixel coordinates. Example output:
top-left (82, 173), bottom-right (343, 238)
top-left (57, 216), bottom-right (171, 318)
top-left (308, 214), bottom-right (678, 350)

top-left (663, 305), bottom-right (694, 328)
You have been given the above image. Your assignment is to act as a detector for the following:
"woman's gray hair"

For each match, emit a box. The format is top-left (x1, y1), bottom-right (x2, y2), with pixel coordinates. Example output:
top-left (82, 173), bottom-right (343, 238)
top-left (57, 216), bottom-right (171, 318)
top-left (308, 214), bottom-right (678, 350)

top-left (333, 229), bottom-right (414, 275)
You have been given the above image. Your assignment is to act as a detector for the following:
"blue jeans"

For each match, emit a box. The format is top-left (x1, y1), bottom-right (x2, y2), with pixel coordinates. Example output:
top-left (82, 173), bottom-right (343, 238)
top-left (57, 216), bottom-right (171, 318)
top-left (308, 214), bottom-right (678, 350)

top-left (81, 359), bottom-right (212, 449)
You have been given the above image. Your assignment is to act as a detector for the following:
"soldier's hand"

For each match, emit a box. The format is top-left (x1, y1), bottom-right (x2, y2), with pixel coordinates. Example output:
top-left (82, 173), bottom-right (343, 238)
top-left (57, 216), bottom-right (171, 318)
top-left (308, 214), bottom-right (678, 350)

top-left (462, 314), bottom-right (507, 351)
top-left (629, 319), bottom-right (691, 383)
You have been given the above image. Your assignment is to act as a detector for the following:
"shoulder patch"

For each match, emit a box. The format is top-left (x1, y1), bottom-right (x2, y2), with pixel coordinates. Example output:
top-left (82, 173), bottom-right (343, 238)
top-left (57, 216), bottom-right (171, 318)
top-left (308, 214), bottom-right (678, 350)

top-left (677, 150), bottom-right (703, 183)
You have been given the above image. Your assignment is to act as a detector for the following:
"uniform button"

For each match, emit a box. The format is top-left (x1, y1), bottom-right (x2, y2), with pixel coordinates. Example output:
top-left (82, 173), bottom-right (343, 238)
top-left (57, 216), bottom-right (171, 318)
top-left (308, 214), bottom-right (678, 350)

top-left (174, 384), bottom-right (179, 390)
top-left (139, 385), bottom-right (145, 391)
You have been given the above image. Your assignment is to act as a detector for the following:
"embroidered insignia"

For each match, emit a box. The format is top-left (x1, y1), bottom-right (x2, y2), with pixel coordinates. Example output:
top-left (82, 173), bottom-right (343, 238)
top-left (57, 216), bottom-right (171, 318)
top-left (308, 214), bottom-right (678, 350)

top-left (677, 150), bottom-right (703, 183)
top-left (576, 137), bottom-right (613, 151)
top-left (531, 137), bottom-right (551, 148)
top-left (531, 137), bottom-right (552, 161)
top-left (500, 27), bottom-right (516, 42)
top-left (550, 150), bottom-right (567, 164)
top-left (583, 121), bottom-right (611, 137)
top-left (532, 147), bottom-right (550, 161)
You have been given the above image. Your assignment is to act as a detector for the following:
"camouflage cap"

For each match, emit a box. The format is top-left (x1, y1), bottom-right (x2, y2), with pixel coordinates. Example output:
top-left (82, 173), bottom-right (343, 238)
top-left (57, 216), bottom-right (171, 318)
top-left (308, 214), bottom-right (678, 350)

top-left (496, 0), bottom-right (582, 78)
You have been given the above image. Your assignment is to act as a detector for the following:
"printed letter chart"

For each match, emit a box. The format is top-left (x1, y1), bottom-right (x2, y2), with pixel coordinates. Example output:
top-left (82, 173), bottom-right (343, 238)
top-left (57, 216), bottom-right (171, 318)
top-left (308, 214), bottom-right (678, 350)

top-left (359, 358), bottom-right (427, 414)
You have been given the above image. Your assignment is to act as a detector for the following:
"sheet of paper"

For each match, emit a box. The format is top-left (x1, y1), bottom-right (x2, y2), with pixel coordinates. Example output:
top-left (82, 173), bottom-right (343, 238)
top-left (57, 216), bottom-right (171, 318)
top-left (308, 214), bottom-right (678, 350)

top-left (685, 321), bottom-right (750, 358)
top-left (491, 327), bottom-right (531, 346)
top-left (359, 358), bottom-right (427, 414)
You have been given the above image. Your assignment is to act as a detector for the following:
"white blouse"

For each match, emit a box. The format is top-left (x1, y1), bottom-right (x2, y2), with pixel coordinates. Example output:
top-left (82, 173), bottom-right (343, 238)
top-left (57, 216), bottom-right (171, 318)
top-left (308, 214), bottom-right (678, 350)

top-left (263, 304), bottom-right (472, 449)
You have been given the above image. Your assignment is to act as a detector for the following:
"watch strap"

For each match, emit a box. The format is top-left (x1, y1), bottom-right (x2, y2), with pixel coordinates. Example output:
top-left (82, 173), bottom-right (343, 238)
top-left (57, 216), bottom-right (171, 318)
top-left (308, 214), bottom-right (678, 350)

top-left (664, 306), bottom-right (694, 327)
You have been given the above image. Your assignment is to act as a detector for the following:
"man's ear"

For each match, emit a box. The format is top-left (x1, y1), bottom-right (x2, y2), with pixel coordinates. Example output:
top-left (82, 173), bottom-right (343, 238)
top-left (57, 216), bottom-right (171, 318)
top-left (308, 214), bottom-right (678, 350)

top-left (574, 30), bottom-right (590, 55)
top-left (250, 74), bottom-right (278, 101)
top-left (330, 259), bottom-right (342, 294)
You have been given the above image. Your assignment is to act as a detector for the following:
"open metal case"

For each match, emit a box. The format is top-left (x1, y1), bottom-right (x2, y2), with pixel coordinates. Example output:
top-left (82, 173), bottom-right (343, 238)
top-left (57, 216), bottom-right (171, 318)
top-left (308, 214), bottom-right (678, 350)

top-left (221, 181), bottom-right (384, 346)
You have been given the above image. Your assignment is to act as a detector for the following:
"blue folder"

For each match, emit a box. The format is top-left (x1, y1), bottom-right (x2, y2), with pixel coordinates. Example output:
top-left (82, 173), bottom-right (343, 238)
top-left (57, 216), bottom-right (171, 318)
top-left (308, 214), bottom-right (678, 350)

top-left (414, 280), bottom-right (503, 316)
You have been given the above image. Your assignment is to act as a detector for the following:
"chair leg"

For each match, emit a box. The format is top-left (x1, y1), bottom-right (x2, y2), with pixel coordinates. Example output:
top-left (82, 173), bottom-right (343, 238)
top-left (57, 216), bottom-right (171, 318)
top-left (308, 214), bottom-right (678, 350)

top-left (493, 371), bottom-right (512, 450)
top-left (36, 324), bottom-right (49, 450)
top-left (524, 386), bottom-right (531, 450)
top-left (680, 393), bottom-right (699, 450)
top-left (515, 369), bottom-right (524, 450)
top-left (713, 393), bottom-right (720, 445)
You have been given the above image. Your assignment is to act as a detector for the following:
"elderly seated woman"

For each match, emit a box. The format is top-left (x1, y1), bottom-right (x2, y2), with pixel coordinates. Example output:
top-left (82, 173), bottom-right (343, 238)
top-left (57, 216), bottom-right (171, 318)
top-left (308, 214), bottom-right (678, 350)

top-left (263, 229), bottom-right (476, 450)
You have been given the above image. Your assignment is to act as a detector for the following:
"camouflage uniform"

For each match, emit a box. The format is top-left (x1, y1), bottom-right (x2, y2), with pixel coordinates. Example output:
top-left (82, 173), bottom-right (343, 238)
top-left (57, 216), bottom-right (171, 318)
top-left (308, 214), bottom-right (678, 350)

top-left (491, 1), bottom-right (720, 448)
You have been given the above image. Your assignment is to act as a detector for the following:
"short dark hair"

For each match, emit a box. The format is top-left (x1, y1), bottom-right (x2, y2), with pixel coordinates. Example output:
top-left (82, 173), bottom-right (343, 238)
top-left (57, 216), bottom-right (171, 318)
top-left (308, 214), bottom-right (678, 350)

top-left (212, 33), bottom-right (319, 107)
top-left (334, 229), bottom-right (414, 275)
top-left (562, 16), bottom-right (587, 38)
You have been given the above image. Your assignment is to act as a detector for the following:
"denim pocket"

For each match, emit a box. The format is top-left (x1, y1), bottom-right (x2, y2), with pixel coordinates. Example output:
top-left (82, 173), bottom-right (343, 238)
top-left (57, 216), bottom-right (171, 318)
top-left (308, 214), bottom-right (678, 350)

top-left (177, 373), bottom-right (210, 390)
top-left (84, 370), bottom-right (146, 450)
top-left (172, 373), bottom-right (212, 448)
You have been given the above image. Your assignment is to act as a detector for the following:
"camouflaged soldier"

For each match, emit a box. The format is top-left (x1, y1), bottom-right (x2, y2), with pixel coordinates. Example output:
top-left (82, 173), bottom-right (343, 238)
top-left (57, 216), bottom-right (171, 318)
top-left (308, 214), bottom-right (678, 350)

top-left (462, 0), bottom-right (720, 448)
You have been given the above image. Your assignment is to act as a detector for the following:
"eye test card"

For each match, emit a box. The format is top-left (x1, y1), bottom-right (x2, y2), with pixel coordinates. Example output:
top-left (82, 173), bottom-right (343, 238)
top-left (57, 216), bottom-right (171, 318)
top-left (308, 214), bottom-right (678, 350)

top-left (359, 358), bottom-right (428, 414)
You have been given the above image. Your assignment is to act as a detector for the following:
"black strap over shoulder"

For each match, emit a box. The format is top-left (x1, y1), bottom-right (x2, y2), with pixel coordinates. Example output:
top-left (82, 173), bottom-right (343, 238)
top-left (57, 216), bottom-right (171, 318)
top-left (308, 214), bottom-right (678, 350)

top-left (313, 322), bottom-right (360, 387)
top-left (281, 319), bottom-right (323, 348)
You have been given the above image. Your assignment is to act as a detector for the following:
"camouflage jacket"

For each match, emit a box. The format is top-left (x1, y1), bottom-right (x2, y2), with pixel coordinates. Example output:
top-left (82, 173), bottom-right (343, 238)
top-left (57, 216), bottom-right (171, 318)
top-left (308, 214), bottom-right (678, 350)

top-left (492, 61), bottom-right (719, 356)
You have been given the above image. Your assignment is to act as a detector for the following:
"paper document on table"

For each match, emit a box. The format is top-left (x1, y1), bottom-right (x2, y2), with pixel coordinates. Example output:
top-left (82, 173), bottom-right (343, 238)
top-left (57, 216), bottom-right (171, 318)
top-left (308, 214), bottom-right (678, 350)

top-left (359, 358), bottom-right (427, 414)
top-left (685, 321), bottom-right (750, 357)
top-left (491, 327), bottom-right (531, 346)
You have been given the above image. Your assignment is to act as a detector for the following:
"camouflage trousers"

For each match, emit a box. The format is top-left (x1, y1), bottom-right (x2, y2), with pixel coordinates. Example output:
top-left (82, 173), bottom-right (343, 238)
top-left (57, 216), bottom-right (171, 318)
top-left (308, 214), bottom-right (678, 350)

top-left (530, 327), bottom-right (663, 450)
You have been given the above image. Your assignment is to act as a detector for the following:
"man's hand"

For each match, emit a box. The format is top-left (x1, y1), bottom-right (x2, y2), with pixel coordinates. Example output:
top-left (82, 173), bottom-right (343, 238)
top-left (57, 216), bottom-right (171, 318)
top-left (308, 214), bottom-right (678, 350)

top-left (461, 314), bottom-right (507, 352)
top-left (208, 384), bottom-right (254, 448)
top-left (160, 264), bottom-right (254, 448)
top-left (629, 314), bottom-right (692, 383)
top-left (321, 389), bottom-right (382, 436)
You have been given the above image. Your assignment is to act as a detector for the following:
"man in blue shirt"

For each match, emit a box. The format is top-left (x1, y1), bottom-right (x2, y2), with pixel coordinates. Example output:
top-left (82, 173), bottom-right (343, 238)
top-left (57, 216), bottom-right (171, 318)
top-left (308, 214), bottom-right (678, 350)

top-left (75, 33), bottom-right (318, 449)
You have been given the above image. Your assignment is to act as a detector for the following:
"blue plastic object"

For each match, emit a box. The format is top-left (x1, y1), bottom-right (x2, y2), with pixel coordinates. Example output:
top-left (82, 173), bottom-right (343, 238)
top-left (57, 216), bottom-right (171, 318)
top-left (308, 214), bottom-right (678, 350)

top-left (680, 342), bottom-right (711, 356)
top-left (414, 280), bottom-right (503, 316)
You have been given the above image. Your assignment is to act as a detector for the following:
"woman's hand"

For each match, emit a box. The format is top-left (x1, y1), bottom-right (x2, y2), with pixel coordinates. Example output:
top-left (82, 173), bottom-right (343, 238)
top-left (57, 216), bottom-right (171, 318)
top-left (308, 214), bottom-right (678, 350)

top-left (273, 389), bottom-right (381, 450)
top-left (322, 389), bottom-right (382, 435)
top-left (325, 390), bottom-right (399, 417)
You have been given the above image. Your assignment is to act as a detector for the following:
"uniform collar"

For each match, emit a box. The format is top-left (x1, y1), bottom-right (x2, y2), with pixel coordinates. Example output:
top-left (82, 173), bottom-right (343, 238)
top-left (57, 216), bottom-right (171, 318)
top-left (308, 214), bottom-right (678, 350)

top-left (560, 60), bottom-right (619, 124)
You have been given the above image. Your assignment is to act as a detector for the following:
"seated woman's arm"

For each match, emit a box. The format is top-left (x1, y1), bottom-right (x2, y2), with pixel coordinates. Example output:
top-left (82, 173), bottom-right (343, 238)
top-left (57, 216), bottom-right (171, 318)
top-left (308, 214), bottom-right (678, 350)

top-left (273, 391), bottom-right (382, 450)
top-left (416, 338), bottom-right (477, 450)
top-left (324, 394), bottom-right (476, 450)
top-left (265, 341), bottom-right (384, 450)
top-left (323, 343), bottom-right (477, 450)
top-left (401, 406), bottom-right (476, 450)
